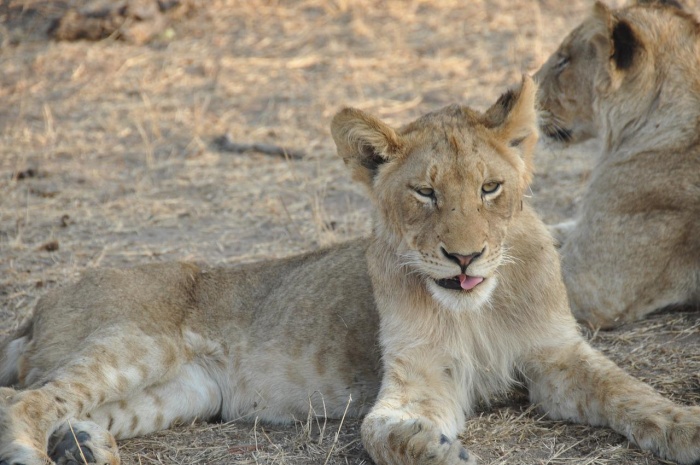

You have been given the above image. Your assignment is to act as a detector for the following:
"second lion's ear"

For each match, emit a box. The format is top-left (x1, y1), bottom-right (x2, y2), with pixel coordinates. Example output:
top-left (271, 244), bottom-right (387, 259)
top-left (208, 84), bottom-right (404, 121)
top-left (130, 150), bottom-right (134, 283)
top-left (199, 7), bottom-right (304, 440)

top-left (330, 108), bottom-right (403, 189)
top-left (610, 18), bottom-right (642, 70)
top-left (592, 2), bottom-right (644, 77)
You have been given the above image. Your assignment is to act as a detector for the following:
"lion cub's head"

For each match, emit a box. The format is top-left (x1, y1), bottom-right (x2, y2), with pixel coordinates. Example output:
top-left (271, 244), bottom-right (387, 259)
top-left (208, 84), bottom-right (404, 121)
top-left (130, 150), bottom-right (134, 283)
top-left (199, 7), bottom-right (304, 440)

top-left (331, 77), bottom-right (538, 312)
top-left (535, 0), bottom-right (699, 145)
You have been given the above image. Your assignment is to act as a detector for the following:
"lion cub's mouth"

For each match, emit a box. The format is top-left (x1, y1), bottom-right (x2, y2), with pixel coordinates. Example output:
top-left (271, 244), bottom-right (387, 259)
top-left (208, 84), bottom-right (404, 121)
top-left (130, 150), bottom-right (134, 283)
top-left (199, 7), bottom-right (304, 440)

top-left (542, 125), bottom-right (573, 143)
top-left (435, 274), bottom-right (484, 292)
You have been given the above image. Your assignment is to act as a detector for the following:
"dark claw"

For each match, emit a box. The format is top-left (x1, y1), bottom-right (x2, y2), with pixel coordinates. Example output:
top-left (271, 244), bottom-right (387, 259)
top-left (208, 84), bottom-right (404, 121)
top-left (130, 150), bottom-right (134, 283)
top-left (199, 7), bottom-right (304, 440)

top-left (78, 445), bottom-right (95, 463)
top-left (459, 447), bottom-right (470, 461)
top-left (51, 436), bottom-right (74, 460)
top-left (439, 434), bottom-right (451, 445)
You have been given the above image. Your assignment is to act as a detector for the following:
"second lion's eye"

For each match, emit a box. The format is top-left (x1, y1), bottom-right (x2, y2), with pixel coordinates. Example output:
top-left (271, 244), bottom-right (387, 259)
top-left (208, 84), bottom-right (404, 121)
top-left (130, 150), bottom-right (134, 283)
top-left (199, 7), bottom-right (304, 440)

top-left (555, 54), bottom-right (570, 73)
top-left (416, 187), bottom-right (435, 198)
top-left (482, 182), bottom-right (501, 195)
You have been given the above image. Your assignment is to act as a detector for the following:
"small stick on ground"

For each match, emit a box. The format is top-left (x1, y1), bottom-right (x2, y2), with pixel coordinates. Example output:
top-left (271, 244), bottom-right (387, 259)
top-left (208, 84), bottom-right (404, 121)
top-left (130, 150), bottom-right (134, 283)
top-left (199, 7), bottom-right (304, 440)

top-left (214, 134), bottom-right (305, 160)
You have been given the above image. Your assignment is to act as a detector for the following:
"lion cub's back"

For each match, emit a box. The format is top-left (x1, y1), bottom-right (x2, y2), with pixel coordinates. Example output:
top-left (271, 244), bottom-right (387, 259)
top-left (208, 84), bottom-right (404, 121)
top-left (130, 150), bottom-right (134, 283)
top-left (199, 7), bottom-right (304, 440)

top-left (35, 261), bottom-right (201, 333)
top-left (18, 241), bottom-right (382, 420)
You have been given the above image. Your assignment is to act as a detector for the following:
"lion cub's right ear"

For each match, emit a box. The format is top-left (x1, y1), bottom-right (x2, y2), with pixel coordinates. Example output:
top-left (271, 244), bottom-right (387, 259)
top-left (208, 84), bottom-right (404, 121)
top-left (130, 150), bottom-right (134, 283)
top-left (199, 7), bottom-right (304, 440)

top-left (331, 108), bottom-right (403, 188)
top-left (483, 75), bottom-right (538, 188)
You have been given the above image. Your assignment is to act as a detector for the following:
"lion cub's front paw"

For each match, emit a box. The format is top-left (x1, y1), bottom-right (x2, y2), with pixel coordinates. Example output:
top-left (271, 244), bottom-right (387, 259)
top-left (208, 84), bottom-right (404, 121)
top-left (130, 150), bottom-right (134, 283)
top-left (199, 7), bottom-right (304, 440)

top-left (385, 420), bottom-right (476, 465)
top-left (634, 406), bottom-right (700, 465)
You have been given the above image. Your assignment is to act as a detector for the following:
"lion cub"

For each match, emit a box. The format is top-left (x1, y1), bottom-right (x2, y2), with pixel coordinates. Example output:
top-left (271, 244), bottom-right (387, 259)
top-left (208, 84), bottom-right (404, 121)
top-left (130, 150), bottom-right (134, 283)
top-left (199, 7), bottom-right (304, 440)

top-left (0, 77), bottom-right (698, 465)
top-left (535, 0), bottom-right (700, 328)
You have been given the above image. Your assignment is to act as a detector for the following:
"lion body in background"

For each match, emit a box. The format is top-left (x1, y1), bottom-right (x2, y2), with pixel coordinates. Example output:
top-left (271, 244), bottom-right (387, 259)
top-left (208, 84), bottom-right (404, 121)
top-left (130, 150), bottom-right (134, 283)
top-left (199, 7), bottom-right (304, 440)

top-left (535, 1), bottom-right (700, 328)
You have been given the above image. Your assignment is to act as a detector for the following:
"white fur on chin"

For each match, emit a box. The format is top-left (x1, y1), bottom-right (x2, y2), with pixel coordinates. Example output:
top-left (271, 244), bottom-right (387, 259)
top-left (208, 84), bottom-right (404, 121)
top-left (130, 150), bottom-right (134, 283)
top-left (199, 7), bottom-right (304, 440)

top-left (426, 277), bottom-right (498, 313)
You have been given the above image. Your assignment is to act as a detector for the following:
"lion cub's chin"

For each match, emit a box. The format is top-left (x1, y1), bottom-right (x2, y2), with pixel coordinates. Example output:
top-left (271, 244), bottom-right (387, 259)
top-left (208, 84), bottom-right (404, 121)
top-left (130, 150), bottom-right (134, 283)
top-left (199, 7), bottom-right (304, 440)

top-left (426, 276), bottom-right (498, 313)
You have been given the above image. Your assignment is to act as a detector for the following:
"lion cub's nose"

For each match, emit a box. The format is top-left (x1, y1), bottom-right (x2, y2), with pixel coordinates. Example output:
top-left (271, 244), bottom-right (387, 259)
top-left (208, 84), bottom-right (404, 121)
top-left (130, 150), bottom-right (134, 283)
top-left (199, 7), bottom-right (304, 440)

top-left (441, 247), bottom-right (483, 269)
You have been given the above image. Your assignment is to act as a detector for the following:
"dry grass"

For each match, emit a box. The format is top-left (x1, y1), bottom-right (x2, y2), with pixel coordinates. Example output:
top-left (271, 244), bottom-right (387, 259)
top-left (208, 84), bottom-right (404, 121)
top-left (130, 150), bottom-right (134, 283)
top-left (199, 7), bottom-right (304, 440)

top-left (1, 0), bottom-right (699, 464)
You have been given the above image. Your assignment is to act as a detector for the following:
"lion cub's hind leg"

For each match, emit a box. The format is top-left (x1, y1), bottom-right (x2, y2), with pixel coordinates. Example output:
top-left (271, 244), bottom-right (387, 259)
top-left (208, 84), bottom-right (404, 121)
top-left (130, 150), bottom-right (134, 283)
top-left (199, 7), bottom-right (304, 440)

top-left (0, 329), bottom-right (222, 465)
top-left (11, 361), bottom-right (222, 465)
top-left (0, 387), bottom-right (52, 465)
top-left (86, 361), bottom-right (223, 440)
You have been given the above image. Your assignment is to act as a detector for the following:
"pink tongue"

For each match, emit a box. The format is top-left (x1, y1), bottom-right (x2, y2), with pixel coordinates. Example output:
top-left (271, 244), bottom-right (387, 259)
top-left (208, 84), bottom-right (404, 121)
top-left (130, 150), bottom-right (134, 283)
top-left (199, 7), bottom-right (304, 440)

top-left (459, 274), bottom-right (484, 290)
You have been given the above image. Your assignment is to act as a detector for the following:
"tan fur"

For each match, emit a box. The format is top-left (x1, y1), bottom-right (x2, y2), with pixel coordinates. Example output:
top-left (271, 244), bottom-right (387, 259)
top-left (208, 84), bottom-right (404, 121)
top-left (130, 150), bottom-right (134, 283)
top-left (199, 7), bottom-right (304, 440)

top-left (534, 0), bottom-right (700, 328)
top-left (0, 78), bottom-right (699, 465)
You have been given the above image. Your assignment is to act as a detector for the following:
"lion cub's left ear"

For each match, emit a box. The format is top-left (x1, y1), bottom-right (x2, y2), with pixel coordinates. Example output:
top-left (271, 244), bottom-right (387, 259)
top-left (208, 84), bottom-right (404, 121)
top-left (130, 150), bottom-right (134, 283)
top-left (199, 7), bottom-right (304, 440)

top-left (484, 75), bottom-right (538, 187)
top-left (331, 108), bottom-right (403, 188)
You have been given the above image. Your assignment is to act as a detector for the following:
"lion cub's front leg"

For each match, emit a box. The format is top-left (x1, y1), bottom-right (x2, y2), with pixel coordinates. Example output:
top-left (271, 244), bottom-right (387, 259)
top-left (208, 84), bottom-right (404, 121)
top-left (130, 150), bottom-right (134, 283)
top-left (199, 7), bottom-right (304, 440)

top-left (361, 357), bottom-right (475, 465)
top-left (522, 339), bottom-right (700, 465)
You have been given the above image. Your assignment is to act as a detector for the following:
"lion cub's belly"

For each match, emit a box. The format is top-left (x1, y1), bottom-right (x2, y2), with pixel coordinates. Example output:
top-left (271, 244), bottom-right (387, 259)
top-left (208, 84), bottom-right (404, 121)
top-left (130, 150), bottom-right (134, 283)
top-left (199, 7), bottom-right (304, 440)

top-left (216, 343), bottom-right (381, 423)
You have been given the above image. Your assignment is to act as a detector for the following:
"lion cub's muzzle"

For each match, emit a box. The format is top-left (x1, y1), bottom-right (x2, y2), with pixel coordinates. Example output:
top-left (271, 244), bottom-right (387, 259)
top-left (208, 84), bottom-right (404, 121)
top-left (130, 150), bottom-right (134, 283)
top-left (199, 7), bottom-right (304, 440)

top-left (436, 247), bottom-right (485, 292)
top-left (538, 110), bottom-right (573, 143)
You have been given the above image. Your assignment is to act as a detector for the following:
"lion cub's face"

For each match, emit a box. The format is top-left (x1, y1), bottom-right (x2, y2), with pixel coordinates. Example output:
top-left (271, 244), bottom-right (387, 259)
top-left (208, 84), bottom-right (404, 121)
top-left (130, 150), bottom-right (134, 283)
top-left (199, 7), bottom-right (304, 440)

top-left (332, 78), bottom-right (537, 312)
top-left (535, 0), bottom-right (698, 146)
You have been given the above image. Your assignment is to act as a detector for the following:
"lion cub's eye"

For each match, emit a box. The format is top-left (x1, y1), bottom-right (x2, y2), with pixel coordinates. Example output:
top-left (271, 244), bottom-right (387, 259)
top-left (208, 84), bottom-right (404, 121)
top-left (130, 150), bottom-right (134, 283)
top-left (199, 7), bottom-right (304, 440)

top-left (416, 187), bottom-right (435, 198)
top-left (482, 182), bottom-right (501, 195)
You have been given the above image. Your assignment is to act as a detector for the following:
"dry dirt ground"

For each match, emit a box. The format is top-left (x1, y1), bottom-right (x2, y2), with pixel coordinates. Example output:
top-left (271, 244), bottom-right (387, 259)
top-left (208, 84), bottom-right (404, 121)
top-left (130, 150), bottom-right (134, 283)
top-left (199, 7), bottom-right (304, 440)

top-left (1, 1), bottom-right (699, 464)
